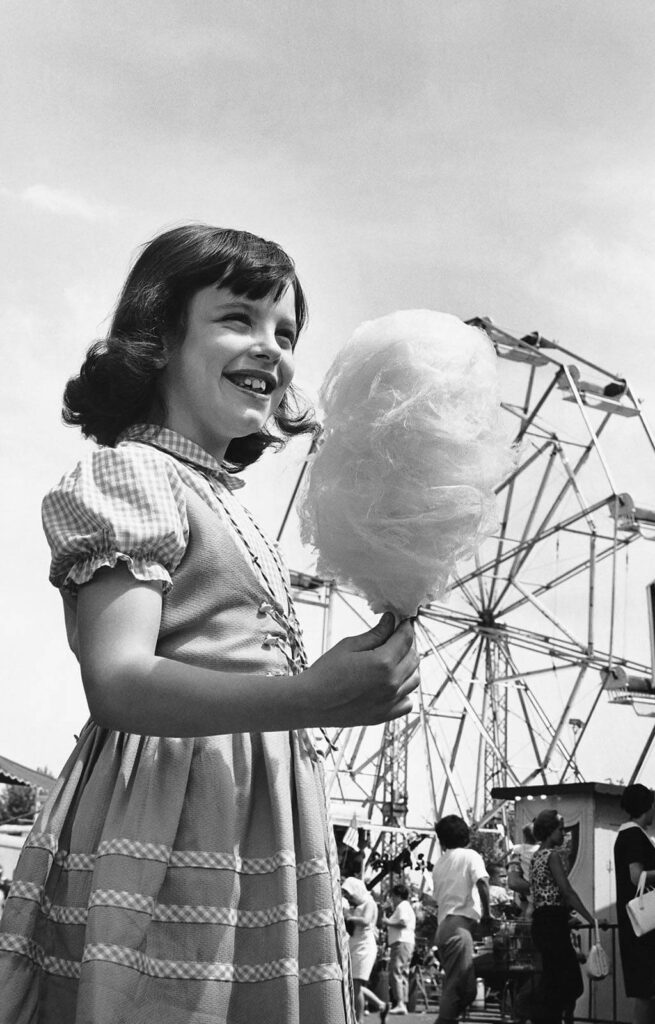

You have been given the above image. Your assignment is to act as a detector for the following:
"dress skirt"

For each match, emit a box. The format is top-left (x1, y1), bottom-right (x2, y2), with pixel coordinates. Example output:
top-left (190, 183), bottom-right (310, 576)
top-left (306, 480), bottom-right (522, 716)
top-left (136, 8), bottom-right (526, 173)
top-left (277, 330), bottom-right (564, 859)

top-left (0, 721), bottom-right (354, 1024)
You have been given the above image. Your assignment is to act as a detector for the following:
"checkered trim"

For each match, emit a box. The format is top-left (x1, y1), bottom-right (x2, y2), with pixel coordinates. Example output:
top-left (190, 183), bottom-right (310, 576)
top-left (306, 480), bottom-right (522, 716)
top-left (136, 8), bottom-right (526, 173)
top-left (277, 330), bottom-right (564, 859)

top-left (7, 883), bottom-right (335, 934)
top-left (0, 935), bottom-right (343, 985)
top-left (0, 933), bottom-right (81, 979)
top-left (295, 857), bottom-right (329, 879)
top-left (298, 963), bottom-right (344, 985)
top-left (168, 849), bottom-right (299, 873)
top-left (26, 832), bottom-right (58, 856)
top-left (25, 835), bottom-right (325, 878)
top-left (7, 879), bottom-right (42, 903)
top-left (298, 909), bottom-right (335, 932)
top-left (98, 838), bottom-right (170, 861)
top-left (84, 944), bottom-right (298, 982)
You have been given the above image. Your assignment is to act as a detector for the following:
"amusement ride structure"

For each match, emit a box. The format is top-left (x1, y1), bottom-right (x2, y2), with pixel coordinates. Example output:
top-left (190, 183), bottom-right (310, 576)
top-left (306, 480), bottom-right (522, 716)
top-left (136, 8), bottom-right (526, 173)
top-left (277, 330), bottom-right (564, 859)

top-left (280, 318), bottom-right (655, 869)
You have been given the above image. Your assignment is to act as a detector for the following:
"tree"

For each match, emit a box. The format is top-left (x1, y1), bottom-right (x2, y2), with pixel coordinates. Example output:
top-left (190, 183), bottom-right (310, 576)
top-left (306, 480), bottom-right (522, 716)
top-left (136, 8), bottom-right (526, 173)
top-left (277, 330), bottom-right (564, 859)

top-left (0, 784), bottom-right (37, 825)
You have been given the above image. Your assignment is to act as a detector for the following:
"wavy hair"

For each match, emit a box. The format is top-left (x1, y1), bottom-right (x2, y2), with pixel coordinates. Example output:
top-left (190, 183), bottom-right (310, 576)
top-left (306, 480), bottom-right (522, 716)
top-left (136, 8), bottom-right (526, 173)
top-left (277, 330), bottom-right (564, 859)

top-left (63, 224), bottom-right (318, 470)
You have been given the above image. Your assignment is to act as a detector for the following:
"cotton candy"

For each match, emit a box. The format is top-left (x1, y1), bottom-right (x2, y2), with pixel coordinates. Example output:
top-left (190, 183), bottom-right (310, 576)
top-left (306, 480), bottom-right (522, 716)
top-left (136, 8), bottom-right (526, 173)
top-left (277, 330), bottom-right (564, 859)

top-left (298, 310), bottom-right (509, 617)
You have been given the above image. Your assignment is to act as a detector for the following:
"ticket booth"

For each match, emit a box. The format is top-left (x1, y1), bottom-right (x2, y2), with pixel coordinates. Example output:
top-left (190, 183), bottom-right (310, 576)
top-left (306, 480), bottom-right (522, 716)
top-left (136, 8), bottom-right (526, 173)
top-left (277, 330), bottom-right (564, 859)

top-left (491, 782), bottom-right (630, 1024)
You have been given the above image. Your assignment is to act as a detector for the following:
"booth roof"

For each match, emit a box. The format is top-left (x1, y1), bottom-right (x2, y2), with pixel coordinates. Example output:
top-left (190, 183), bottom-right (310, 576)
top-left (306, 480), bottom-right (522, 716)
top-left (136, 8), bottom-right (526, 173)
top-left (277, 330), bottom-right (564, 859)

top-left (491, 781), bottom-right (625, 800)
top-left (0, 754), bottom-right (55, 791)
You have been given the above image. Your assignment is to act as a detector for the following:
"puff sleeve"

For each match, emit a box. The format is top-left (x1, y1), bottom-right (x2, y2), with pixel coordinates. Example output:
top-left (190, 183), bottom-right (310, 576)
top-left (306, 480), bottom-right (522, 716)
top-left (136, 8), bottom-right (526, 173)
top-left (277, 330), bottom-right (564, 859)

top-left (42, 444), bottom-right (189, 594)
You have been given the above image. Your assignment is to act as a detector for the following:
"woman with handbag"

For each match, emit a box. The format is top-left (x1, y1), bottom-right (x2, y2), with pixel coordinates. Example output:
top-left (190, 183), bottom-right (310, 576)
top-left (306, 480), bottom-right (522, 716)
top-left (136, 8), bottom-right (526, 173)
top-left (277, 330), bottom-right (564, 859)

top-left (614, 784), bottom-right (655, 1024)
top-left (530, 809), bottom-right (597, 1024)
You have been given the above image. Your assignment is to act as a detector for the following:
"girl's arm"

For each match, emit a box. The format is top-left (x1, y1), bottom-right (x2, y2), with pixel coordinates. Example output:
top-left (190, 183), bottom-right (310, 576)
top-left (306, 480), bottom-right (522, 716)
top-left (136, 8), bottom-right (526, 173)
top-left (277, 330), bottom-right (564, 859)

top-left (548, 851), bottom-right (594, 925)
top-left (77, 565), bottom-right (420, 737)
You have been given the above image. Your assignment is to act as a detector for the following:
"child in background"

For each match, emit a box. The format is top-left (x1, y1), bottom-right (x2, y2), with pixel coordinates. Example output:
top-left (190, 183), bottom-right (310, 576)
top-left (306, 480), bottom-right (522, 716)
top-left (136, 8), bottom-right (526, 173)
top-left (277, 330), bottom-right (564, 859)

top-left (0, 225), bottom-right (420, 1024)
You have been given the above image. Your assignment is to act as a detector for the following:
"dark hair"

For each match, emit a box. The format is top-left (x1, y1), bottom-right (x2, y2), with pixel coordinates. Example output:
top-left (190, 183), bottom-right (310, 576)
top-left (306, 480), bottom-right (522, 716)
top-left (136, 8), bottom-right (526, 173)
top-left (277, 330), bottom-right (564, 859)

top-left (522, 824), bottom-right (536, 844)
top-left (435, 815), bottom-right (470, 850)
top-left (62, 224), bottom-right (318, 471)
top-left (532, 809), bottom-right (563, 842)
top-left (391, 883), bottom-right (410, 900)
top-left (621, 784), bottom-right (655, 819)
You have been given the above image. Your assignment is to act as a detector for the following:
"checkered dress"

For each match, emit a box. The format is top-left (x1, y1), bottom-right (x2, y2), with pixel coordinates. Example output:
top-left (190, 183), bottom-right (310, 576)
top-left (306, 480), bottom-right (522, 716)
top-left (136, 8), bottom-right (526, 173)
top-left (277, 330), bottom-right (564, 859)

top-left (0, 427), bottom-right (354, 1024)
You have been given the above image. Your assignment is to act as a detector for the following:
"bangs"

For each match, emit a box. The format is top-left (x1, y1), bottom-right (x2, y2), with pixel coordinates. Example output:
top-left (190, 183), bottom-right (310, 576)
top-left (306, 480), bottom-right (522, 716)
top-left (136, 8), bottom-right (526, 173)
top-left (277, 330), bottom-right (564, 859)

top-left (183, 257), bottom-right (307, 338)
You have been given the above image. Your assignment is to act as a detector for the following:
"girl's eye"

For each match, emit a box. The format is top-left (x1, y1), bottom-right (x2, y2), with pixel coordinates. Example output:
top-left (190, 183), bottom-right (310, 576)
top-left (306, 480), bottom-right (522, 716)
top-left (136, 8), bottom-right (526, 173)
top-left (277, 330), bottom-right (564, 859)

top-left (225, 314), bottom-right (250, 325)
top-left (276, 331), bottom-right (295, 349)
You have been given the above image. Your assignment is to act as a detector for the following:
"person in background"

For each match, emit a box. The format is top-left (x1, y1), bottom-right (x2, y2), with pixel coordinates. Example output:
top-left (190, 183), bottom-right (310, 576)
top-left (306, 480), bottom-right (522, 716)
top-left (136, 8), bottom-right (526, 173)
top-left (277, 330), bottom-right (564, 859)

top-left (508, 824), bottom-right (539, 918)
top-left (431, 815), bottom-right (491, 1024)
top-left (487, 863), bottom-right (515, 918)
top-left (614, 783), bottom-right (655, 1024)
top-left (382, 882), bottom-right (416, 1015)
top-left (530, 809), bottom-right (597, 1024)
top-left (342, 878), bottom-right (389, 1024)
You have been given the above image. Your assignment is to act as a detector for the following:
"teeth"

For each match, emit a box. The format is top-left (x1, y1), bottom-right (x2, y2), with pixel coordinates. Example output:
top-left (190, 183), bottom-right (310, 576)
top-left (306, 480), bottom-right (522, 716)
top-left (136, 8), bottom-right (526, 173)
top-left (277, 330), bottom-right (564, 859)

top-left (234, 376), bottom-right (267, 393)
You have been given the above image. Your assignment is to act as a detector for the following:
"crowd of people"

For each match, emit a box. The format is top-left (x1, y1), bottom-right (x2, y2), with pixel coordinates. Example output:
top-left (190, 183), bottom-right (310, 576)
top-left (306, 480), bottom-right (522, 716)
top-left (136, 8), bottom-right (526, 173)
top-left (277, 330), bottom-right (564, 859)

top-left (337, 785), bottom-right (655, 1024)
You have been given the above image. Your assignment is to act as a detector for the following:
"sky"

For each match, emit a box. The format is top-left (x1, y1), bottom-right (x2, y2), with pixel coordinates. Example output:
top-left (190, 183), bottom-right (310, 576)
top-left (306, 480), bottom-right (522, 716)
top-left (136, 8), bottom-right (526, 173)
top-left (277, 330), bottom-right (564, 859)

top-left (2, 0), bottom-right (655, 810)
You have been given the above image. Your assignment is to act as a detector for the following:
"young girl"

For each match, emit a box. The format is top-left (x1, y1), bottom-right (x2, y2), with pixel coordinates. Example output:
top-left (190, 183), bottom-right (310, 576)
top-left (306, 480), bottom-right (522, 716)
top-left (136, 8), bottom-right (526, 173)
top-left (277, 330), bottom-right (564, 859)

top-left (0, 224), bottom-right (420, 1024)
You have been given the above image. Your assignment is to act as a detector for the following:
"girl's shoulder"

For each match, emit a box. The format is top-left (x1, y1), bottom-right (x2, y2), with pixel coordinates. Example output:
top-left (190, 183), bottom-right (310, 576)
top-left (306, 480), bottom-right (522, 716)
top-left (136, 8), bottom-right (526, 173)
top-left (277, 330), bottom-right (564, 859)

top-left (44, 440), bottom-right (190, 527)
top-left (43, 441), bottom-right (190, 594)
top-left (48, 439), bottom-right (183, 493)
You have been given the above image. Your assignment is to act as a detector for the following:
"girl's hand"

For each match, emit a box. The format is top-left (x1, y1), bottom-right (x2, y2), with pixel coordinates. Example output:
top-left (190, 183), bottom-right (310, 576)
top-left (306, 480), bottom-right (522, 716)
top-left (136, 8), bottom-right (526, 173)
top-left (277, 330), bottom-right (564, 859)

top-left (300, 612), bottom-right (420, 727)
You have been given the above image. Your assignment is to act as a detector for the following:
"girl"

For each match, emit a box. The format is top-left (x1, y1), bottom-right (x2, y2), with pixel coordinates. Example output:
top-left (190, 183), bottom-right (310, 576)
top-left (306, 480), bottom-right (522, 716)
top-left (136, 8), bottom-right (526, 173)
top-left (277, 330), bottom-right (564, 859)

top-left (0, 225), bottom-right (420, 1024)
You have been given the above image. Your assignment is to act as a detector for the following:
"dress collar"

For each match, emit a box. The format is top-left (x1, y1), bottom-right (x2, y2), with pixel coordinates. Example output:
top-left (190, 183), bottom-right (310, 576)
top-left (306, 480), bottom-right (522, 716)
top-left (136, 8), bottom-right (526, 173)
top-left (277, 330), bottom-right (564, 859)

top-left (118, 424), bottom-right (245, 490)
top-left (618, 821), bottom-right (650, 835)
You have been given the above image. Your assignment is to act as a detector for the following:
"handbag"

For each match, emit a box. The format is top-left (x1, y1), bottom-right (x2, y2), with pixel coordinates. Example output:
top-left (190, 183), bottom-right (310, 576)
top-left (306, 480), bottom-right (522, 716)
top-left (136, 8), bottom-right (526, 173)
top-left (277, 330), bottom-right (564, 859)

top-left (627, 871), bottom-right (655, 938)
top-left (585, 919), bottom-right (610, 979)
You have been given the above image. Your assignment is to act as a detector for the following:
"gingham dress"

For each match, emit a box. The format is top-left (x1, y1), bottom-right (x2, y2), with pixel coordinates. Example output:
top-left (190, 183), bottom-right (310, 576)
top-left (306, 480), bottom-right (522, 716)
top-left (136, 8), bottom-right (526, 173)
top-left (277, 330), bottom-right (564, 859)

top-left (0, 427), bottom-right (354, 1024)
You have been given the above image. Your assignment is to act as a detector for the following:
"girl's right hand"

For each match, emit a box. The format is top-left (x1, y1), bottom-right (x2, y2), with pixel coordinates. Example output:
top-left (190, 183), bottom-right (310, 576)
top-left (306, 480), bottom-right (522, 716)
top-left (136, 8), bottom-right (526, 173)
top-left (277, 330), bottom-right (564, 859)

top-left (301, 612), bottom-right (420, 727)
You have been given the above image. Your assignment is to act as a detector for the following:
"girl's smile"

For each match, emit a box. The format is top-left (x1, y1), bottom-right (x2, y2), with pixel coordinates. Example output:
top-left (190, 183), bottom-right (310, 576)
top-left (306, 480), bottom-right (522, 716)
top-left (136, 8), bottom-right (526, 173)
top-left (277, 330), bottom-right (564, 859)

top-left (158, 284), bottom-right (297, 462)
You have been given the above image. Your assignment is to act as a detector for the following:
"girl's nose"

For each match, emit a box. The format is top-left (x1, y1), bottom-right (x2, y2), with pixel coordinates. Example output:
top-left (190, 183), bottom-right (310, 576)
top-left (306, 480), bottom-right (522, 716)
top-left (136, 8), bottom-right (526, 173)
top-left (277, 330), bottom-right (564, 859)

top-left (251, 328), bottom-right (283, 361)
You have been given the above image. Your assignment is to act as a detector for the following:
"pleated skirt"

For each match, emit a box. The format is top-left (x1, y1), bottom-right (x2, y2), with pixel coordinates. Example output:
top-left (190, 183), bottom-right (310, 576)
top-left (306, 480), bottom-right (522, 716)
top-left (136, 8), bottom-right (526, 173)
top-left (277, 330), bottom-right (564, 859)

top-left (0, 721), bottom-right (354, 1024)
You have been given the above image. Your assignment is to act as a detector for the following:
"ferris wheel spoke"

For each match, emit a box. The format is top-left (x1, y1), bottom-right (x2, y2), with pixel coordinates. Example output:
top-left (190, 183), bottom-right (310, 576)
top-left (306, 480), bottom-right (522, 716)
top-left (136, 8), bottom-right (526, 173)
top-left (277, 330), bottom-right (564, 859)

top-left (437, 637), bottom-right (487, 818)
top-left (560, 366), bottom-right (618, 492)
top-left (510, 371), bottom-right (559, 445)
top-left (556, 681), bottom-right (606, 784)
top-left (415, 620), bottom-right (522, 786)
top-left (509, 665), bottom-right (585, 781)
top-left (497, 533), bottom-right (637, 623)
top-left (491, 446), bottom-right (559, 611)
top-left (500, 578), bottom-right (588, 650)
top-left (489, 439), bottom-right (554, 607)
top-left (491, 418), bottom-right (614, 613)
top-left (457, 496), bottom-right (610, 590)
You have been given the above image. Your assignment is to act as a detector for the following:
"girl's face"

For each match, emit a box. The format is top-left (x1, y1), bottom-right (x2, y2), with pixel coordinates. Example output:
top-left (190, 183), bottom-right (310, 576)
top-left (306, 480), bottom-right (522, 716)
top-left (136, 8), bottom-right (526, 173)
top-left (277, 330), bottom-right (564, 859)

top-left (158, 283), bottom-right (297, 461)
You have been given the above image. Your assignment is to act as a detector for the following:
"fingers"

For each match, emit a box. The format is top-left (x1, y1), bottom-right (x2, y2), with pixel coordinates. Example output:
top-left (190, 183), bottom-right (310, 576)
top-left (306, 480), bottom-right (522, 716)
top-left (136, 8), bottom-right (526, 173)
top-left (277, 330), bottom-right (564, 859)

top-left (347, 612), bottom-right (396, 653)
top-left (380, 619), bottom-right (415, 661)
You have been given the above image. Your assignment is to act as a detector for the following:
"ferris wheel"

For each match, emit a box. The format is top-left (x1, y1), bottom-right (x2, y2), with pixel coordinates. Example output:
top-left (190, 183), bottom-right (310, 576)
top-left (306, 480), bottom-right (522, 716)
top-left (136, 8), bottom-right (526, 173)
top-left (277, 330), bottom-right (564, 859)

top-left (286, 316), bottom-right (655, 863)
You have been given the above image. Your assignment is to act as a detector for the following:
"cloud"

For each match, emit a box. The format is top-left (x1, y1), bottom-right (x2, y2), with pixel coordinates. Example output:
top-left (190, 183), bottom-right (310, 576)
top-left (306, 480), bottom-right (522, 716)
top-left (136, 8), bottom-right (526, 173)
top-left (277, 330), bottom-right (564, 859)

top-left (0, 183), bottom-right (116, 221)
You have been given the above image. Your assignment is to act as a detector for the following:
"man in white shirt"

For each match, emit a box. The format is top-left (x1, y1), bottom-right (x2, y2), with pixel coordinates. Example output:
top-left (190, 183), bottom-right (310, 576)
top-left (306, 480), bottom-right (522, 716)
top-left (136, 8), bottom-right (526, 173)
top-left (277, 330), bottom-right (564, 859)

top-left (431, 815), bottom-right (491, 1024)
top-left (382, 882), bottom-right (416, 1015)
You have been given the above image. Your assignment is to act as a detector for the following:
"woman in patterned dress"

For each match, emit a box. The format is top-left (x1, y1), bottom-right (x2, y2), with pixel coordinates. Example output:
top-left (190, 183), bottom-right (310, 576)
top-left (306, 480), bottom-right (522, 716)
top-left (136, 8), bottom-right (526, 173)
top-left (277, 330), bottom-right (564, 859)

top-left (530, 809), bottom-right (596, 1024)
top-left (0, 225), bottom-right (421, 1024)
